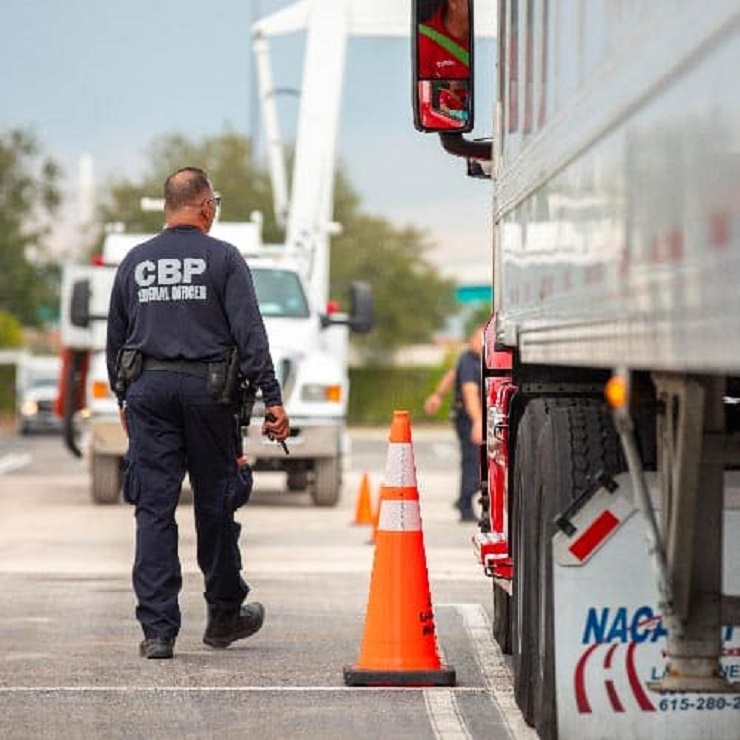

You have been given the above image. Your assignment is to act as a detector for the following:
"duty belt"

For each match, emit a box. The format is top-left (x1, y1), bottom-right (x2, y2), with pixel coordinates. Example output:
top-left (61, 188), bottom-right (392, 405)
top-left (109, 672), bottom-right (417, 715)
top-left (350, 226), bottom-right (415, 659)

top-left (142, 357), bottom-right (209, 378)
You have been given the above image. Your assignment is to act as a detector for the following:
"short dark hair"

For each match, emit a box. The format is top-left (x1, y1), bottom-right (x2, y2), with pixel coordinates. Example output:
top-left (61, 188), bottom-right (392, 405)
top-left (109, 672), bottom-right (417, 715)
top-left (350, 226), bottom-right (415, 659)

top-left (164, 167), bottom-right (211, 210)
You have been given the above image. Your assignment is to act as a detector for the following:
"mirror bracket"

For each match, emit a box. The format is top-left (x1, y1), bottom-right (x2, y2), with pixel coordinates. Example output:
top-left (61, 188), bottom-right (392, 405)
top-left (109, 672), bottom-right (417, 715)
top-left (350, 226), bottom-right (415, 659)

top-left (438, 132), bottom-right (491, 161)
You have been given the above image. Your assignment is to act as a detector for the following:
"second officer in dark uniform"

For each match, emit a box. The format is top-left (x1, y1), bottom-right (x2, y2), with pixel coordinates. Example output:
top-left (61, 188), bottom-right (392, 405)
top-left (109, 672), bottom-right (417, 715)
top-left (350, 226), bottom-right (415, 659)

top-left (106, 166), bottom-right (290, 659)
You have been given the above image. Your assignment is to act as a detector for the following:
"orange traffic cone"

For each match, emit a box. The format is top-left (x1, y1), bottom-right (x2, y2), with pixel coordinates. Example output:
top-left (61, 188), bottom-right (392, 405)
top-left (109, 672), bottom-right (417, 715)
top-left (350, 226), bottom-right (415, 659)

top-left (344, 411), bottom-right (456, 687)
top-left (353, 472), bottom-right (374, 526)
top-left (368, 485), bottom-right (380, 544)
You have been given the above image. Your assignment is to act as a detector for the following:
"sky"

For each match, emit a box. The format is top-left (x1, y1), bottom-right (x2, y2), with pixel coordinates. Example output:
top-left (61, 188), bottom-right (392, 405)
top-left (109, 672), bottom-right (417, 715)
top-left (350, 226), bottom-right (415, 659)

top-left (3, 0), bottom-right (495, 283)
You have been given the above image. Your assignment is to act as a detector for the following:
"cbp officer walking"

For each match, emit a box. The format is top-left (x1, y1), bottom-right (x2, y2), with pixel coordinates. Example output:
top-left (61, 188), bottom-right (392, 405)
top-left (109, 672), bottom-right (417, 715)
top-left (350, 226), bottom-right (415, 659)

top-left (106, 167), bottom-right (290, 659)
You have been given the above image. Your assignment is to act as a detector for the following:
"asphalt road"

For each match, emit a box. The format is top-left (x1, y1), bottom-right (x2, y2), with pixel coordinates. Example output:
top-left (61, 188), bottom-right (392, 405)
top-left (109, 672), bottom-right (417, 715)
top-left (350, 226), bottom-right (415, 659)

top-left (0, 427), bottom-right (535, 740)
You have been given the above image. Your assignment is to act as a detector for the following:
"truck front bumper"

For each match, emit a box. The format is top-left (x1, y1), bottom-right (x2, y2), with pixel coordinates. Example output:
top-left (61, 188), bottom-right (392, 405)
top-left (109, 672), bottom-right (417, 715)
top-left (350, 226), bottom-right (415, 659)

top-left (89, 417), bottom-right (128, 456)
top-left (243, 418), bottom-right (342, 461)
top-left (87, 416), bottom-right (343, 462)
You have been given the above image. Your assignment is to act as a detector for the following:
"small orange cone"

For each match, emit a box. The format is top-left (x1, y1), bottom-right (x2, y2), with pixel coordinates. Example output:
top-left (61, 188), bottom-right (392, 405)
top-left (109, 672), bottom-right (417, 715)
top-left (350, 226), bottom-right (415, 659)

top-left (344, 411), bottom-right (456, 686)
top-left (353, 472), bottom-right (374, 526)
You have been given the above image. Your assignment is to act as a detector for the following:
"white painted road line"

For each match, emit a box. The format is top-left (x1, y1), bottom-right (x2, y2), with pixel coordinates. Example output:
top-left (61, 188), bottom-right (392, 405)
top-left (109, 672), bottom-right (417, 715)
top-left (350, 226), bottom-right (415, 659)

top-left (0, 602), bottom-right (525, 740)
top-left (448, 603), bottom-right (538, 740)
top-left (0, 452), bottom-right (32, 475)
top-left (425, 688), bottom-right (473, 740)
top-left (0, 686), bottom-right (488, 693)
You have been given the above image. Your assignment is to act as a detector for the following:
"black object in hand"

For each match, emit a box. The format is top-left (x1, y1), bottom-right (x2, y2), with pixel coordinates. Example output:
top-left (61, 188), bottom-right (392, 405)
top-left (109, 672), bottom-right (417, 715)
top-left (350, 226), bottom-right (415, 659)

top-left (265, 412), bottom-right (289, 455)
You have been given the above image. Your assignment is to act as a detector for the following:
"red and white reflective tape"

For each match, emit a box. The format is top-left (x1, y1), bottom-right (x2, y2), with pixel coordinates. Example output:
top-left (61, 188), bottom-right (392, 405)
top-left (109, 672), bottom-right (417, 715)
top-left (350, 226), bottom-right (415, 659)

top-left (567, 493), bottom-right (634, 563)
top-left (378, 500), bottom-right (422, 532)
top-left (384, 443), bottom-right (417, 488)
top-left (553, 480), bottom-right (636, 567)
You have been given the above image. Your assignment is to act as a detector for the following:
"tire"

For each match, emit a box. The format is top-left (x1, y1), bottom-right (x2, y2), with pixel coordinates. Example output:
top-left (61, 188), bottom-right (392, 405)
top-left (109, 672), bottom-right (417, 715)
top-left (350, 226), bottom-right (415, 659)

top-left (511, 398), bottom-right (551, 726)
top-left (287, 470), bottom-right (308, 491)
top-left (492, 582), bottom-right (512, 655)
top-left (310, 456), bottom-right (341, 507)
top-left (532, 402), bottom-right (625, 740)
top-left (91, 452), bottom-right (123, 504)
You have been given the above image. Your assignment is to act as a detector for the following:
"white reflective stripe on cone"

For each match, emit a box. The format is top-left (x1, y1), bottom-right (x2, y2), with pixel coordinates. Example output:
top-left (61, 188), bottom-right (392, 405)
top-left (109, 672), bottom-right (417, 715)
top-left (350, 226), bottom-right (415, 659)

top-left (378, 500), bottom-right (422, 532)
top-left (384, 443), bottom-right (417, 487)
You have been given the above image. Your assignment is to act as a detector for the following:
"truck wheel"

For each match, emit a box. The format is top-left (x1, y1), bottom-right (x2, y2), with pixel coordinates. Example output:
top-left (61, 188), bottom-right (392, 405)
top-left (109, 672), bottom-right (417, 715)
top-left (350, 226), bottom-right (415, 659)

top-left (511, 398), bottom-right (551, 726)
top-left (492, 583), bottom-right (511, 654)
top-left (311, 456), bottom-right (341, 507)
top-left (91, 452), bottom-right (122, 504)
top-left (287, 471), bottom-right (308, 491)
top-left (532, 402), bottom-right (625, 740)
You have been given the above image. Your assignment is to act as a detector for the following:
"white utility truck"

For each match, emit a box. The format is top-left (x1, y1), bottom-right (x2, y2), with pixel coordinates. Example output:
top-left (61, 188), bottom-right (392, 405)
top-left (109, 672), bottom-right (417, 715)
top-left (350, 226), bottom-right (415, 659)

top-left (59, 220), bottom-right (371, 507)
top-left (57, 1), bottom-right (431, 506)
top-left (411, 1), bottom-right (739, 739)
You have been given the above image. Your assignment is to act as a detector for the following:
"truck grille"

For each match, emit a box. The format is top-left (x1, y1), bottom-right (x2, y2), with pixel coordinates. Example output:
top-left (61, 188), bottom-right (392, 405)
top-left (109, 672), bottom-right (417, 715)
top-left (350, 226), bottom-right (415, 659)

top-left (249, 356), bottom-right (294, 420)
top-left (279, 357), bottom-right (294, 396)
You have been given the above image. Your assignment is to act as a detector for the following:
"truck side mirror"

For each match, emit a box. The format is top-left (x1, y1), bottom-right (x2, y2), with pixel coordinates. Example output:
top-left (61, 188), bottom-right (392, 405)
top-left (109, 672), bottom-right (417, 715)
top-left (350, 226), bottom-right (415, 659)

top-left (70, 279), bottom-right (91, 328)
top-left (348, 281), bottom-right (374, 334)
top-left (413, 0), bottom-right (474, 133)
top-left (320, 282), bottom-right (375, 333)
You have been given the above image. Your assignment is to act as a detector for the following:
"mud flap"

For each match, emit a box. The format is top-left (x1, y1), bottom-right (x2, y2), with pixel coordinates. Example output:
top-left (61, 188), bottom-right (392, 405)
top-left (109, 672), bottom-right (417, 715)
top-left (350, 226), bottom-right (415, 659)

top-left (553, 480), bottom-right (740, 739)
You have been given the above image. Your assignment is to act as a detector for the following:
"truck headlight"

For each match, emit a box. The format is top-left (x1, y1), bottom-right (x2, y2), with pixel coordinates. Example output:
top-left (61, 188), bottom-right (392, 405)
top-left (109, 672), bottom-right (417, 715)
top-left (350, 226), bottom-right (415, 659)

top-left (91, 380), bottom-right (113, 400)
top-left (21, 400), bottom-right (38, 417)
top-left (301, 384), bottom-right (342, 403)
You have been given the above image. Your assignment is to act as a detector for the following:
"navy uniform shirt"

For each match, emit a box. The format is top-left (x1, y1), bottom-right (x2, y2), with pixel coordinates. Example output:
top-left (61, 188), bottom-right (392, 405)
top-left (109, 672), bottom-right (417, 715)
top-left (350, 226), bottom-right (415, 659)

top-left (453, 349), bottom-right (481, 420)
top-left (106, 225), bottom-right (282, 407)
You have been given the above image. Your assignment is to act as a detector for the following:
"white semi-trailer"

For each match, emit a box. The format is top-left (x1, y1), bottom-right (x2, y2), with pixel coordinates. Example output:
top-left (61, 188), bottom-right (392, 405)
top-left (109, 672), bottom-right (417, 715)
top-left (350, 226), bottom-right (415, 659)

top-left (411, 1), bottom-right (739, 738)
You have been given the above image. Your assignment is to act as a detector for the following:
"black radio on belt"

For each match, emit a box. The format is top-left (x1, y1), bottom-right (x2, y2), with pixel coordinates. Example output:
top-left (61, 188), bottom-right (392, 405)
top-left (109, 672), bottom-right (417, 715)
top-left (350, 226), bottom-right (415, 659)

top-left (206, 347), bottom-right (239, 404)
top-left (221, 347), bottom-right (240, 404)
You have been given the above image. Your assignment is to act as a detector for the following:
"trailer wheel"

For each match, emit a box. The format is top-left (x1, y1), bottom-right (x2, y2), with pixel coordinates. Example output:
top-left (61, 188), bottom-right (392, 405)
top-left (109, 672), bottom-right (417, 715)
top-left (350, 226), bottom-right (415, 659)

top-left (311, 456), bottom-right (341, 507)
top-left (511, 398), bottom-right (551, 726)
top-left (532, 402), bottom-right (625, 740)
top-left (91, 452), bottom-right (122, 504)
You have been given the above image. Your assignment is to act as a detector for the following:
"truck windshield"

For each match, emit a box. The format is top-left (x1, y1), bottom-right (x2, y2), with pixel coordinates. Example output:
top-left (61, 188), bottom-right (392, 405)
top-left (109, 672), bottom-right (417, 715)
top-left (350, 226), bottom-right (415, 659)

top-left (252, 268), bottom-right (310, 318)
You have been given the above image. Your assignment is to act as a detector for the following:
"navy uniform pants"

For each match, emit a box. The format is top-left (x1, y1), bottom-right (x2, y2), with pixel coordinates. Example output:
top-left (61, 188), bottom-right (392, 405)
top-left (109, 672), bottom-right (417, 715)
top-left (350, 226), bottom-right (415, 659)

top-left (123, 370), bottom-right (253, 640)
top-left (454, 412), bottom-right (479, 516)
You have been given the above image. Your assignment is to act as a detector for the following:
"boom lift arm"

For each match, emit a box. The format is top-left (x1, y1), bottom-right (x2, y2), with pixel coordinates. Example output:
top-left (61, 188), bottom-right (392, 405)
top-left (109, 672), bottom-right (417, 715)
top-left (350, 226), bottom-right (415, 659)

top-left (250, 0), bottom-right (407, 310)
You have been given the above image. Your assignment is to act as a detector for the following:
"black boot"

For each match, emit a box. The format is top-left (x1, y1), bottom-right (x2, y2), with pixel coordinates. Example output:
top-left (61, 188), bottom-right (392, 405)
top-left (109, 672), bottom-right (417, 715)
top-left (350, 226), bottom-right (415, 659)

top-left (140, 637), bottom-right (175, 659)
top-left (203, 602), bottom-right (265, 648)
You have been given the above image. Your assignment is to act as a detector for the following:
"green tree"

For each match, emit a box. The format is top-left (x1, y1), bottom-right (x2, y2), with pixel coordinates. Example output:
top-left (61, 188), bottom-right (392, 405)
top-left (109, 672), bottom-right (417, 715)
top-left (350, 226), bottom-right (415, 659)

top-left (96, 132), bottom-right (455, 359)
top-left (0, 129), bottom-right (62, 326)
top-left (464, 302), bottom-right (491, 337)
top-left (0, 310), bottom-right (24, 348)
top-left (330, 170), bottom-right (456, 361)
top-left (95, 129), bottom-right (280, 245)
